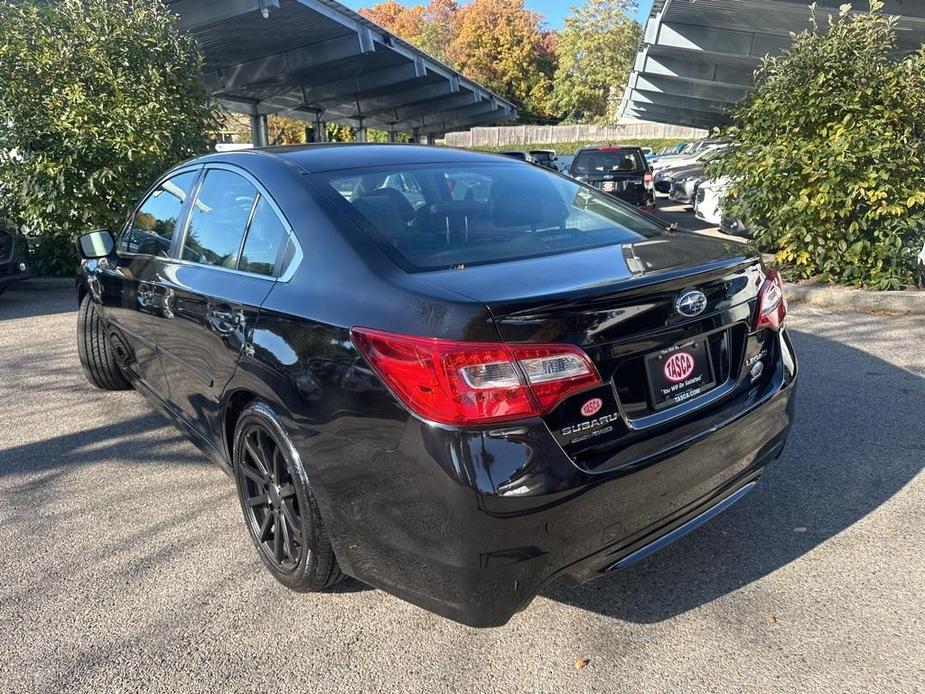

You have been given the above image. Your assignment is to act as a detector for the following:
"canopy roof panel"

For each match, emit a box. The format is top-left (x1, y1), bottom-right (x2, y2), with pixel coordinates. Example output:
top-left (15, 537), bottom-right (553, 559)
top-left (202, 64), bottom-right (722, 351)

top-left (167, 0), bottom-right (517, 135)
top-left (620, 0), bottom-right (925, 128)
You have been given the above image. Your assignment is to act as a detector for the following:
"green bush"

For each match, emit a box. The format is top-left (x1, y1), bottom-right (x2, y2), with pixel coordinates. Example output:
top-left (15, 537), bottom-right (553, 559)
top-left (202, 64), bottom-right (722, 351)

top-left (709, 1), bottom-right (925, 289)
top-left (0, 0), bottom-right (219, 276)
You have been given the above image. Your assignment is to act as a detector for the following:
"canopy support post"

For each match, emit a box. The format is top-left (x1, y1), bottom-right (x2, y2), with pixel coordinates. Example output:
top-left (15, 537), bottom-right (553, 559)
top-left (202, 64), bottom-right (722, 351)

top-left (250, 113), bottom-right (269, 147)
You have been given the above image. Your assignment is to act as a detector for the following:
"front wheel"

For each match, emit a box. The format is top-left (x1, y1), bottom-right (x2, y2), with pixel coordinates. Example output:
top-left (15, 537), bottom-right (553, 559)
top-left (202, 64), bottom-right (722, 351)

top-left (233, 401), bottom-right (342, 592)
top-left (77, 293), bottom-right (131, 390)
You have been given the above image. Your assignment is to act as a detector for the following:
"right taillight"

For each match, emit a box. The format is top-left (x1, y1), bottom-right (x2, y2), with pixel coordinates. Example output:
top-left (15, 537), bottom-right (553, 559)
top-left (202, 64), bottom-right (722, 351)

top-left (350, 327), bottom-right (601, 426)
top-left (755, 269), bottom-right (787, 331)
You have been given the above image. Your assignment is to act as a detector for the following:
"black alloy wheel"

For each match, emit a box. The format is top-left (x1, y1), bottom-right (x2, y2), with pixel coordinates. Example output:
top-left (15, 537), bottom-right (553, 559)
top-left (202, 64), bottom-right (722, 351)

top-left (233, 401), bottom-right (342, 591)
top-left (239, 425), bottom-right (304, 571)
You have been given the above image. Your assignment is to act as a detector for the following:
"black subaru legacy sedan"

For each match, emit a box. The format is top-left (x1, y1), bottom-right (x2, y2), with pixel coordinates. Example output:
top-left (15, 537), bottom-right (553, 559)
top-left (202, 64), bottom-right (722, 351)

top-left (75, 144), bottom-right (796, 628)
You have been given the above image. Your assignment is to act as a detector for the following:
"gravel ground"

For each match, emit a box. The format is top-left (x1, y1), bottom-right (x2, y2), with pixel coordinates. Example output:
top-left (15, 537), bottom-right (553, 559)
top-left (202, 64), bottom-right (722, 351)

top-left (0, 282), bottom-right (922, 694)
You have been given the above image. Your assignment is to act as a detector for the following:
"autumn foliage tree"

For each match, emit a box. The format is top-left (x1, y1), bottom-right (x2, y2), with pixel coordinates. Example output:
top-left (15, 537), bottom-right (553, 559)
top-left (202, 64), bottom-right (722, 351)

top-left (360, 0), bottom-right (424, 45)
top-left (446, 0), bottom-right (554, 118)
top-left (417, 0), bottom-right (459, 62)
top-left (360, 0), bottom-right (556, 118)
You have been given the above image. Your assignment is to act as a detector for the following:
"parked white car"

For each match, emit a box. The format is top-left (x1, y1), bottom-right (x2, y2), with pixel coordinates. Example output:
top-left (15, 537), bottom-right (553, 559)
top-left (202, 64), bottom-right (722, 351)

top-left (654, 146), bottom-right (730, 195)
top-left (694, 176), bottom-right (730, 225)
top-left (650, 139), bottom-right (728, 173)
top-left (693, 176), bottom-right (753, 238)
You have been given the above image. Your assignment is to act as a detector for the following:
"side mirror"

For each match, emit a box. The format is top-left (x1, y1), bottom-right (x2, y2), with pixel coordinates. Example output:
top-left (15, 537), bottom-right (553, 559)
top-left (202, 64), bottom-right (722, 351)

top-left (76, 229), bottom-right (115, 259)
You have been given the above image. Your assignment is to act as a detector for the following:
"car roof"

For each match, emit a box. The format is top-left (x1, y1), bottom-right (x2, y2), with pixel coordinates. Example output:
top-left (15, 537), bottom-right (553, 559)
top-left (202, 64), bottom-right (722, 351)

top-left (191, 143), bottom-right (512, 174)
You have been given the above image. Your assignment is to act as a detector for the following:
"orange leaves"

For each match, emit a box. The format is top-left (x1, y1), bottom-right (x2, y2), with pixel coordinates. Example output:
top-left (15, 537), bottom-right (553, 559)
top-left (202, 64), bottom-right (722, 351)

top-left (359, 1), bottom-right (425, 43)
top-left (357, 0), bottom-right (555, 116)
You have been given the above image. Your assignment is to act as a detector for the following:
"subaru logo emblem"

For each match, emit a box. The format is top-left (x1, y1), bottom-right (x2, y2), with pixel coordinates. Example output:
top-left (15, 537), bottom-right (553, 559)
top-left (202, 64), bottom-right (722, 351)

top-left (676, 289), bottom-right (707, 318)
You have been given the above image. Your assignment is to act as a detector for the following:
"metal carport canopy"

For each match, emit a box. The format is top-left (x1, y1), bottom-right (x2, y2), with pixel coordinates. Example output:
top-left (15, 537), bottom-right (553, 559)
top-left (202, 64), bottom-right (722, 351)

top-left (620, 0), bottom-right (925, 129)
top-left (167, 0), bottom-right (517, 142)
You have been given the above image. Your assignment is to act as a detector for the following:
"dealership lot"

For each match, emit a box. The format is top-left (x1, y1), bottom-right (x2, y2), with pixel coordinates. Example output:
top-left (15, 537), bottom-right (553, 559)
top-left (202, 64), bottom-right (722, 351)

top-left (0, 283), bottom-right (922, 694)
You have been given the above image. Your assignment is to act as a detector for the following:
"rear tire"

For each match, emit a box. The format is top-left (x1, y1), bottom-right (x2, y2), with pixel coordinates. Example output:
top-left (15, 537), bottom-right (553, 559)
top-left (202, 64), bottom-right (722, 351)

top-left (77, 293), bottom-right (131, 391)
top-left (233, 401), bottom-right (343, 592)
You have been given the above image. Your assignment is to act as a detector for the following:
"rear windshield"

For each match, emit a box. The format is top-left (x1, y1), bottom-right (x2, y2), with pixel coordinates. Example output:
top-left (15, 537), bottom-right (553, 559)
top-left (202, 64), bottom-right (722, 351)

top-left (318, 162), bottom-right (665, 271)
top-left (571, 149), bottom-right (645, 175)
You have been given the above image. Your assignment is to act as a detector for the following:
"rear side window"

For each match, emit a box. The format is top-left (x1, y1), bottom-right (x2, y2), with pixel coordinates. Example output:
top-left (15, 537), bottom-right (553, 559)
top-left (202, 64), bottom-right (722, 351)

top-left (182, 169), bottom-right (257, 268)
top-left (239, 198), bottom-right (288, 276)
top-left (571, 149), bottom-right (644, 175)
top-left (320, 162), bottom-right (665, 271)
top-left (122, 170), bottom-right (198, 257)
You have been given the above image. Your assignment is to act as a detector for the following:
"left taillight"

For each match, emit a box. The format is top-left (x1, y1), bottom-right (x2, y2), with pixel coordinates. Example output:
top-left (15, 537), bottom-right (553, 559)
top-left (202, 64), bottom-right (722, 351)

top-left (350, 327), bottom-right (601, 426)
top-left (755, 269), bottom-right (787, 331)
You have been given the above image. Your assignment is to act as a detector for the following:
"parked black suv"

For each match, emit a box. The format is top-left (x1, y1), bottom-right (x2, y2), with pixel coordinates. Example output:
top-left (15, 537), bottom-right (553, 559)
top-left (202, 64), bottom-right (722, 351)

top-left (75, 145), bottom-right (797, 627)
top-left (569, 145), bottom-right (655, 211)
top-left (529, 149), bottom-right (559, 170)
top-left (0, 219), bottom-right (32, 294)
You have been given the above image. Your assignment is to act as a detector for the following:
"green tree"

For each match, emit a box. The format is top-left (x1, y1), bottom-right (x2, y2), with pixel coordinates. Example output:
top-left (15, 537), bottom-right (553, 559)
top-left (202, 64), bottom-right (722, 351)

top-left (551, 0), bottom-right (640, 123)
top-left (0, 0), bottom-right (218, 275)
top-left (710, 1), bottom-right (925, 289)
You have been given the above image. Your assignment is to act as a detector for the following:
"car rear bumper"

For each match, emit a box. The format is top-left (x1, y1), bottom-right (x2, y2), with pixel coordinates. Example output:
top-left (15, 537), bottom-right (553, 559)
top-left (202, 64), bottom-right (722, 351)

top-left (588, 184), bottom-right (653, 208)
top-left (669, 182), bottom-right (696, 204)
top-left (311, 328), bottom-right (798, 627)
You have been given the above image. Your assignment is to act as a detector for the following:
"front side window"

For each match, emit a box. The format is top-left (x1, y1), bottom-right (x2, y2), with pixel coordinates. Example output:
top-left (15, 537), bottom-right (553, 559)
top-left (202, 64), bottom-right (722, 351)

top-left (321, 162), bottom-right (666, 271)
top-left (121, 170), bottom-right (198, 257)
top-left (182, 169), bottom-right (257, 268)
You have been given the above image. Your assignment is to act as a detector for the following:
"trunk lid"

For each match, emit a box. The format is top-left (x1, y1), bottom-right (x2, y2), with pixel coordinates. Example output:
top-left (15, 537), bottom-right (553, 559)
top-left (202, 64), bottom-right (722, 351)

top-left (420, 232), bottom-right (769, 473)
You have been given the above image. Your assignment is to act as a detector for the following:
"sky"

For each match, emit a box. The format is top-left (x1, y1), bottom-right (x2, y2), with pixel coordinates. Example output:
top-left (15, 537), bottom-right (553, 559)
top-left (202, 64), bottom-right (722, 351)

top-left (341, 0), bottom-right (655, 29)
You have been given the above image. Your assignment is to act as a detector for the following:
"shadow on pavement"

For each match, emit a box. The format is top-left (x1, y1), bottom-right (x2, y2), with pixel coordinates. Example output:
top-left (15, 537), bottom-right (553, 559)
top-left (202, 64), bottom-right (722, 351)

top-left (652, 198), bottom-right (717, 233)
top-left (0, 281), bottom-right (76, 321)
top-left (544, 327), bottom-right (924, 622)
top-left (0, 413), bottom-right (207, 478)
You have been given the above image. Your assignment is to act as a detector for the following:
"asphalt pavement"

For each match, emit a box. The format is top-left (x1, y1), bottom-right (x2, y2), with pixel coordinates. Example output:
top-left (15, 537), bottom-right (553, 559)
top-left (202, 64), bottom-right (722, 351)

top-left (0, 282), bottom-right (922, 694)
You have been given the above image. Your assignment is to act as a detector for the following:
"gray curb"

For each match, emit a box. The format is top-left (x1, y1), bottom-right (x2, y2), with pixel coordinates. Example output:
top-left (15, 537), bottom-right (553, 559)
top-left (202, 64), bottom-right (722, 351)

top-left (786, 283), bottom-right (925, 315)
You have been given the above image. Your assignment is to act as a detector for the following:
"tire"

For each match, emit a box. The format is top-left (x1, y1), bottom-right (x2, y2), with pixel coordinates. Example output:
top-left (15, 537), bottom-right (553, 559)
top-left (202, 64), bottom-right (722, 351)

top-left (233, 400), bottom-right (342, 592)
top-left (77, 293), bottom-right (132, 391)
